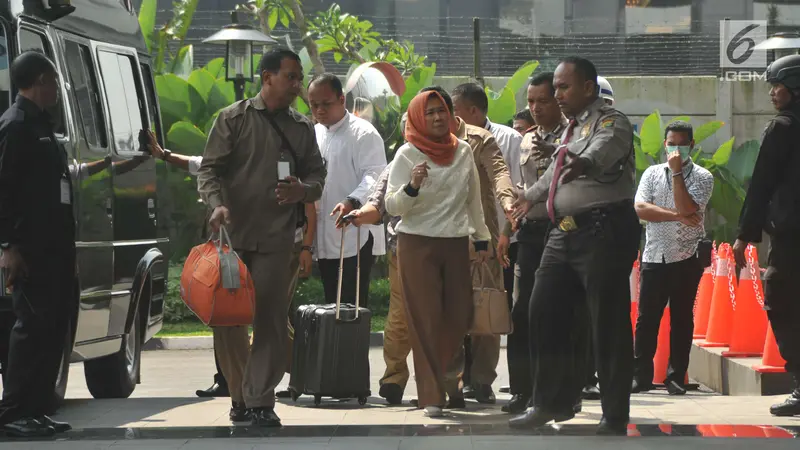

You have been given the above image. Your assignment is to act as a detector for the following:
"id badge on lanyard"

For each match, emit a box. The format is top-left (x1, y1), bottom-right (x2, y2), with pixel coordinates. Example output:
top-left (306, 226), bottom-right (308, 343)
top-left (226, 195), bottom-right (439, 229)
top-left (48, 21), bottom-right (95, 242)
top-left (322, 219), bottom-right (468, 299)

top-left (60, 176), bottom-right (71, 205)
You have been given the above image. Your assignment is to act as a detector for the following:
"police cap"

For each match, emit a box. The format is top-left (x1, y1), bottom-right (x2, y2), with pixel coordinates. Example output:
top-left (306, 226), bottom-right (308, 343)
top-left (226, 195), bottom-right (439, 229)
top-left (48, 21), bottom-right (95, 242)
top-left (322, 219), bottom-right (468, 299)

top-left (766, 54), bottom-right (800, 90)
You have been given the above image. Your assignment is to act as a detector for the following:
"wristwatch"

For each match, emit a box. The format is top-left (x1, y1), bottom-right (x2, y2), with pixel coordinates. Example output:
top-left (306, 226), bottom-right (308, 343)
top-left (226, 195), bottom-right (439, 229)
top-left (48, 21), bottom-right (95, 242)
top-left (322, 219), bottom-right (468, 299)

top-left (346, 197), bottom-right (362, 210)
top-left (161, 149), bottom-right (172, 161)
top-left (301, 245), bottom-right (314, 255)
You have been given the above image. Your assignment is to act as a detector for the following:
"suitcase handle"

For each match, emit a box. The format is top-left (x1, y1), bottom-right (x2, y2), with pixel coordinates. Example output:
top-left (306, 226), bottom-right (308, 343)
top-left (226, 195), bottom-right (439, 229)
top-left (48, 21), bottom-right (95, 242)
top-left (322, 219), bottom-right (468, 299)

top-left (335, 224), bottom-right (360, 322)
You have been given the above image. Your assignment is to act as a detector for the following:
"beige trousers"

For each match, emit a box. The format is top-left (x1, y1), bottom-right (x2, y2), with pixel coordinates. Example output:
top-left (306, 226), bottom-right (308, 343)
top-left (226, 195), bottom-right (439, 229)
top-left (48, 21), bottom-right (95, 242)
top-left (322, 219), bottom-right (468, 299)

top-left (398, 233), bottom-right (473, 408)
top-left (214, 249), bottom-right (294, 408)
top-left (379, 251), bottom-right (412, 389)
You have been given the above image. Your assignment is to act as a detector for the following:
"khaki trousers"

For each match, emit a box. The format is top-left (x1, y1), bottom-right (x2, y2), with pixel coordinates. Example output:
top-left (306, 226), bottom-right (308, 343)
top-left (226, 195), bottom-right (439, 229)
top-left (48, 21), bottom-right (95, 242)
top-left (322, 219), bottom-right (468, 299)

top-left (379, 251), bottom-right (411, 390)
top-left (398, 233), bottom-right (472, 408)
top-left (446, 258), bottom-right (503, 388)
top-left (214, 249), bottom-right (294, 408)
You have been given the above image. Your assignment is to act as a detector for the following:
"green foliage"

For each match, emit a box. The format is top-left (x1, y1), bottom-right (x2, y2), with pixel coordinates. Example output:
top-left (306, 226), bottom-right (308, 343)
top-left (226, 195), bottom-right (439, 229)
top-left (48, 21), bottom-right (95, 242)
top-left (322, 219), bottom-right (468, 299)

top-left (308, 3), bottom-right (381, 65)
top-left (137, 0), bottom-right (199, 75)
top-left (485, 61), bottom-right (539, 126)
top-left (633, 110), bottom-right (759, 243)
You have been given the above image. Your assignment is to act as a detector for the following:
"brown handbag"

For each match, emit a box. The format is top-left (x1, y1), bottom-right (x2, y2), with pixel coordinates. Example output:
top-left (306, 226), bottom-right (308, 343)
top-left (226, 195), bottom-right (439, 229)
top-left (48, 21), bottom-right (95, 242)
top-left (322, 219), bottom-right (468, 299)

top-left (468, 262), bottom-right (513, 336)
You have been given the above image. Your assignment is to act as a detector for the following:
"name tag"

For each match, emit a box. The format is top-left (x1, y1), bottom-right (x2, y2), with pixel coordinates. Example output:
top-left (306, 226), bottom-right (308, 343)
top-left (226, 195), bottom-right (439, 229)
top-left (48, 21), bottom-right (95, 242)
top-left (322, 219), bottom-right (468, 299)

top-left (60, 179), bottom-right (71, 205)
top-left (278, 161), bottom-right (291, 180)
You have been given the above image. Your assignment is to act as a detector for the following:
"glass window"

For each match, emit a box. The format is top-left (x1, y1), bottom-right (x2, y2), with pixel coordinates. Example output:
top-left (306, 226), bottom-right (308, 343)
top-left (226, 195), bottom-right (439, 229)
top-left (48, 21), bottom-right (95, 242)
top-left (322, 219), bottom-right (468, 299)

top-left (140, 62), bottom-right (161, 141)
top-left (97, 51), bottom-right (145, 153)
top-left (64, 40), bottom-right (107, 148)
top-left (17, 28), bottom-right (66, 135)
top-left (0, 24), bottom-right (10, 115)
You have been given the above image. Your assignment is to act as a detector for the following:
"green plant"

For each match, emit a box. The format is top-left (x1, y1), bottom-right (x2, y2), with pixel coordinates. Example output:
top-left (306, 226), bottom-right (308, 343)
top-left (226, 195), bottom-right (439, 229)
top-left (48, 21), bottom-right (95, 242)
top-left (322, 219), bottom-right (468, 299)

top-left (485, 61), bottom-right (540, 126)
top-left (307, 3), bottom-right (379, 65)
top-left (138, 0), bottom-right (199, 76)
top-left (633, 110), bottom-right (759, 243)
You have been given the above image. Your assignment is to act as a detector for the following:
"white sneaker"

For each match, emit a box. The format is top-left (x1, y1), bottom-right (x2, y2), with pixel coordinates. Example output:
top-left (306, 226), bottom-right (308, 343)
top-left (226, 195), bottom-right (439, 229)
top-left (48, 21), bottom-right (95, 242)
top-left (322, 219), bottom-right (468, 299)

top-left (424, 406), bottom-right (443, 417)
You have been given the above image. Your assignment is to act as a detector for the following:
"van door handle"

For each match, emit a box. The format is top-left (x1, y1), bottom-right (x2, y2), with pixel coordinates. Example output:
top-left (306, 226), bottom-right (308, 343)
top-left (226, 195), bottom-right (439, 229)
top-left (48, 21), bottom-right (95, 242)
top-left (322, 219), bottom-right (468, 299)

top-left (147, 198), bottom-right (156, 220)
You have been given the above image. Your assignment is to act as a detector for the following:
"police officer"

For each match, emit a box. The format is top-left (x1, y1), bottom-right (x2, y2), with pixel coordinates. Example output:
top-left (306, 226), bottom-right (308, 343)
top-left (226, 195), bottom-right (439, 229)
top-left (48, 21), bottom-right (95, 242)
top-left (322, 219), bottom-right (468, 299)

top-left (733, 54), bottom-right (800, 418)
top-left (508, 56), bottom-right (640, 435)
top-left (0, 51), bottom-right (75, 437)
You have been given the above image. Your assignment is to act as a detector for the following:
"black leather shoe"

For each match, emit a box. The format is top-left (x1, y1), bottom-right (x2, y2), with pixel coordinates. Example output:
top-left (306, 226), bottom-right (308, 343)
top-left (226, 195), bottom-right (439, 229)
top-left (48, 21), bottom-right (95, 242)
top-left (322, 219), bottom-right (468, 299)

top-left (631, 379), bottom-right (654, 393)
top-left (3, 418), bottom-right (56, 438)
top-left (581, 385), bottom-right (601, 400)
top-left (573, 400), bottom-right (583, 414)
top-left (37, 415), bottom-right (71, 433)
top-left (597, 417), bottom-right (628, 436)
top-left (379, 383), bottom-right (404, 406)
top-left (463, 385), bottom-right (475, 399)
top-left (196, 382), bottom-right (230, 398)
top-left (446, 395), bottom-right (466, 409)
top-left (251, 408), bottom-right (282, 427)
top-left (275, 389), bottom-right (292, 399)
top-left (474, 384), bottom-right (496, 404)
top-left (229, 402), bottom-right (250, 422)
top-left (508, 407), bottom-right (574, 429)
top-left (501, 394), bottom-right (530, 414)
top-left (770, 393), bottom-right (800, 417)
top-left (666, 380), bottom-right (687, 396)
top-left (499, 386), bottom-right (511, 394)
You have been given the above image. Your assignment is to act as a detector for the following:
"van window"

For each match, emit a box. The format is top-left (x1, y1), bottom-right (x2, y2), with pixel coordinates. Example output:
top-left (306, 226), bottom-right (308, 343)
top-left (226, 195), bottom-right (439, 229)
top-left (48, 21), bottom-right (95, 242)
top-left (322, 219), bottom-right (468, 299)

top-left (17, 28), bottom-right (66, 135)
top-left (0, 24), bottom-right (10, 115)
top-left (97, 51), bottom-right (145, 153)
top-left (64, 40), bottom-right (107, 148)
top-left (140, 63), bottom-right (161, 140)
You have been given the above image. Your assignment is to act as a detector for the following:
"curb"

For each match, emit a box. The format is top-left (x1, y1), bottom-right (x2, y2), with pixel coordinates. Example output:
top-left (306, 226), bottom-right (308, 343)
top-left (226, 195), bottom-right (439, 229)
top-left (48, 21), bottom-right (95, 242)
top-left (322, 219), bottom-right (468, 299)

top-left (144, 333), bottom-right (508, 351)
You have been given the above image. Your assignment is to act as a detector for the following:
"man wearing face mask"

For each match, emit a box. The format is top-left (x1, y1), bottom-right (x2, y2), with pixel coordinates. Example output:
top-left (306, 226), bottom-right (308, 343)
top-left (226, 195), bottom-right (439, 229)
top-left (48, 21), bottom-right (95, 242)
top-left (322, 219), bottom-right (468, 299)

top-left (631, 121), bottom-right (713, 396)
top-left (733, 54), bottom-right (800, 417)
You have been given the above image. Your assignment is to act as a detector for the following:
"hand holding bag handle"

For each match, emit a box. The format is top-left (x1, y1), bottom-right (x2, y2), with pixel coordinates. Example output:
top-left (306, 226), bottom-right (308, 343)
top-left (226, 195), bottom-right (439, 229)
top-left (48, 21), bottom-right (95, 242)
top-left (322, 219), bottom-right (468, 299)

top-left (335, 224), bottom-right (361, 323)
top-left (216, 225), bottom-right (242, 290)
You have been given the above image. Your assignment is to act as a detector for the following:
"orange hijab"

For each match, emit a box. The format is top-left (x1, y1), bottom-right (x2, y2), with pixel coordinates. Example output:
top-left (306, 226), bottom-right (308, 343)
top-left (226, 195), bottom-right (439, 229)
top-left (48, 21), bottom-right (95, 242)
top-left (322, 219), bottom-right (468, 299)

top-left (404, 91), bottom-right (459, 166)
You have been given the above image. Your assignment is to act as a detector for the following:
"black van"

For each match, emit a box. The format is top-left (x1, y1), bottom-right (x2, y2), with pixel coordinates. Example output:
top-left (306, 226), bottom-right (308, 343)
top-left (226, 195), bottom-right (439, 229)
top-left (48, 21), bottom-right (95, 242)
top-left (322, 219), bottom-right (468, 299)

top-left (0, 0), bottom-right (167, 406)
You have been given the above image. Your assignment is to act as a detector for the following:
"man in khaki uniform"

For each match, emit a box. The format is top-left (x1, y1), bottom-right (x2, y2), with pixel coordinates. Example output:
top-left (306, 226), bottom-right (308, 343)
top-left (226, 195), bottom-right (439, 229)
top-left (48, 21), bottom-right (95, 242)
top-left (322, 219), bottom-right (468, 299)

top-left (451, 84), bottom-right (519, 404)
top-left (416, 87), bottom-right (514, 406)
top-left (508, 56), bottom-right (639, 436)
top-left (197, 49), bottom-right (326, 427)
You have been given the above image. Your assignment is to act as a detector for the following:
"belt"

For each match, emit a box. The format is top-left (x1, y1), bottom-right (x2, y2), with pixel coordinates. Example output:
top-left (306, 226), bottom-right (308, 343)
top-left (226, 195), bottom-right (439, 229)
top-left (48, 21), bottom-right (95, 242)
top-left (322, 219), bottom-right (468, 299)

top-left (553, 199), bottom-right (633, 232)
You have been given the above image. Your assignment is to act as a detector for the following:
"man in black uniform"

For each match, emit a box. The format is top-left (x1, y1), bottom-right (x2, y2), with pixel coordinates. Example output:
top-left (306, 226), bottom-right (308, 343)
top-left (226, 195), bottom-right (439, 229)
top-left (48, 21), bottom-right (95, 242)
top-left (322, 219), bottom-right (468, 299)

top-left (0, 51), bottom-right (75, 437)
top-left (734, 54), bottom-right (800, 418)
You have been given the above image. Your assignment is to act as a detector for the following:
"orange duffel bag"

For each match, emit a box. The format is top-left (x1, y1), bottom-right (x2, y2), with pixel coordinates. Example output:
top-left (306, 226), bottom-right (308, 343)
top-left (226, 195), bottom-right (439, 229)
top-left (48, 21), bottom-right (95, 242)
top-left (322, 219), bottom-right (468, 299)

top-left (180, 226), bottom-right (255, 326)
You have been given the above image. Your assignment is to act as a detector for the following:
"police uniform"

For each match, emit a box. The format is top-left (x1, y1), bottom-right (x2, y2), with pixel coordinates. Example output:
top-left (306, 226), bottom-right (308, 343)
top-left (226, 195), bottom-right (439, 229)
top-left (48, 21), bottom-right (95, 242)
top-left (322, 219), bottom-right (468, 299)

top-left (510, 97), bottom-right (640, 429)
top-left (0, 95), bottom-right (76, 424)
top-left (738, 105), bottom-right (800, 414)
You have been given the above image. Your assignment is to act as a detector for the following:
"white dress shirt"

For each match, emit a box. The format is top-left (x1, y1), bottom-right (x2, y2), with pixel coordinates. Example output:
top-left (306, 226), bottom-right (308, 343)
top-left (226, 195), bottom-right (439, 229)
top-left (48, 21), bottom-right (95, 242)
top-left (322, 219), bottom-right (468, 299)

top-left (314, 112), bottom-right (387, 260)
top-left (486, 119), bottom-right (523, 244)
top-left (635, 159), bottom-right (714, 264)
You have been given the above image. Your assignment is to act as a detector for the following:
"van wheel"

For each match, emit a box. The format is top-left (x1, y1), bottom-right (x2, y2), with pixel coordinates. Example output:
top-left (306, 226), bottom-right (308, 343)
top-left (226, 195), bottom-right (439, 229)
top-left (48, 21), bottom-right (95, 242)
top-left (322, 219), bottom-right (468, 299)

top-left (84, 308), bottom-right (141, 399)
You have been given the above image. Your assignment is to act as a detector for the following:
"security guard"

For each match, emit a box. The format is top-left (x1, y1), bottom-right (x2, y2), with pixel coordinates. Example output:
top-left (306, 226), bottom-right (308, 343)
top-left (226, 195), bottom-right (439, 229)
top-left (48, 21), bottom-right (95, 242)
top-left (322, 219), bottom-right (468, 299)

top-left (0, 52), bottom-right (75, 437)
top-left (500, 71), bottom-right (581, 414)
top-left (508, 56), bottom-right (640, 435)
top-left (733, 54), bottom-right (800, 418)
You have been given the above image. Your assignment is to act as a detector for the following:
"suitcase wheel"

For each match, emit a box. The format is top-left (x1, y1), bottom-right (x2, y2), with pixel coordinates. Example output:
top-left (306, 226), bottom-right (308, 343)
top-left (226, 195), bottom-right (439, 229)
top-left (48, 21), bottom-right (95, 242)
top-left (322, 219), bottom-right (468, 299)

top-left (358, 396), bottom-right (367, 406)
top-left (313, 395), bottom-right (322, 406)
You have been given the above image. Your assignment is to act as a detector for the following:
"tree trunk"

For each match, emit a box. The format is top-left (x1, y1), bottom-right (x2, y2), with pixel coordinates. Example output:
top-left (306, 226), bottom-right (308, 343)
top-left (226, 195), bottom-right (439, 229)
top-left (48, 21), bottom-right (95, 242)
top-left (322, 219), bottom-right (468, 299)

top-left (288, 0), bottom-right (325, 75)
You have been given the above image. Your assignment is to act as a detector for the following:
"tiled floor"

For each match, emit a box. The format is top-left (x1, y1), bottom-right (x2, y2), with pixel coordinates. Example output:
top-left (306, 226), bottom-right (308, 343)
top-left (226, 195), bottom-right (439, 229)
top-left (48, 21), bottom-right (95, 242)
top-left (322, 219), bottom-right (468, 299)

top-left (0, 348), bottom-right (797, 448)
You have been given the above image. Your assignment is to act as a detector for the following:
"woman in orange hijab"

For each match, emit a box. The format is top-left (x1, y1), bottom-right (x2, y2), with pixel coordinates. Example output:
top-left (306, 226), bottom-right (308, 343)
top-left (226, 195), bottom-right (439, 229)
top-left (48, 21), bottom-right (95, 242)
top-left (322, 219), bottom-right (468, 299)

top-left (385, 90), bottom-right (491, 417)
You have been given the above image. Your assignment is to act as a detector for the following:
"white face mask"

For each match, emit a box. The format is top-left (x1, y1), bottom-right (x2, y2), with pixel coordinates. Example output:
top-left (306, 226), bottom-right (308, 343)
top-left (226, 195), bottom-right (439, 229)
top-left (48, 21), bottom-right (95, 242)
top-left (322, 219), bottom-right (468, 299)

top-left (666, 145), bottom-right (692, 160)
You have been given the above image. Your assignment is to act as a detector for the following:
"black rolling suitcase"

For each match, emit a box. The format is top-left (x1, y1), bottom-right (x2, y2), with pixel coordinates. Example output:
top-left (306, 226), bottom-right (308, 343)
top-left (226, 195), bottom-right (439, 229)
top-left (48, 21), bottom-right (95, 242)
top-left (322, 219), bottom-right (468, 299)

top-left (288, 227), bottom-right (372, 406)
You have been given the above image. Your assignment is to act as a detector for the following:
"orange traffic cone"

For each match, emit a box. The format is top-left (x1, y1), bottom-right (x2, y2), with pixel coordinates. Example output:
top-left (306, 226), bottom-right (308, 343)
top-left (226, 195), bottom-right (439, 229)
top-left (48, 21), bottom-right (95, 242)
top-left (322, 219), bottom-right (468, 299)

top-left (753, 323), bottom-right (787, 373)
top-left (630, 256), bottom-right (640, 329)
top-left (723, 245), bottom-right (768, 357)
top-left (692, 244), bottom-right (716, 339)
top-left (652, 306), bottom-right (671, 385)
top-left (699, 244), bottom-right (736, 348)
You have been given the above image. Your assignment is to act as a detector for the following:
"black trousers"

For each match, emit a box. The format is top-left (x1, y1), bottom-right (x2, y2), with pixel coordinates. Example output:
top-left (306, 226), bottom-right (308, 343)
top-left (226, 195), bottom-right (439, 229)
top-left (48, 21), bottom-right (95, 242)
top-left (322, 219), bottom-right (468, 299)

top-left (0, 249), bottom-right (75, 424)
top-left (530, 204), bottom-right (640, 421)
top-left (318, 232), bottom-right (375, 306)
top-left (508, 221), bottom-right (588, 397)
top-left (763, 238), bottom-right (800, 387)
top-left (633, 256), bottom-right (703, 385)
